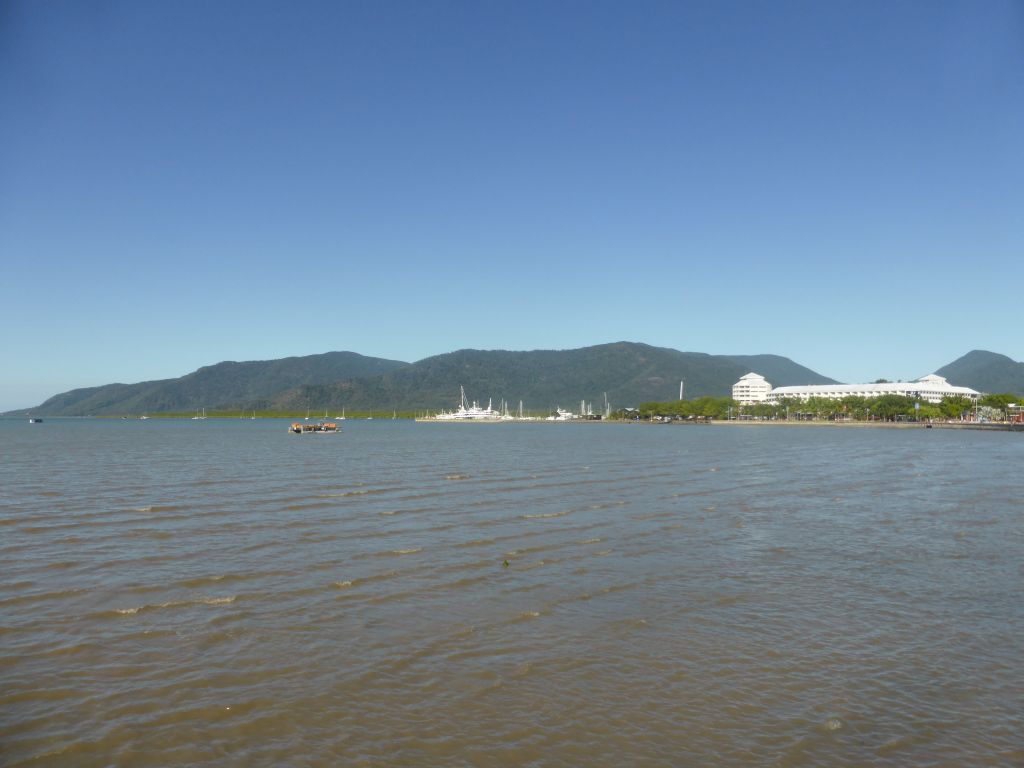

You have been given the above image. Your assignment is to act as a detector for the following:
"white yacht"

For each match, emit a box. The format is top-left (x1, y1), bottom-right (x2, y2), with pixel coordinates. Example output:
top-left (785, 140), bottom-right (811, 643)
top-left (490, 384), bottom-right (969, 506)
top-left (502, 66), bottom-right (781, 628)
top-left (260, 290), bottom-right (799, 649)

top-left (545, 407), bottom-right (576, 421)
top-left (432, 386), bottom-right (503, 421)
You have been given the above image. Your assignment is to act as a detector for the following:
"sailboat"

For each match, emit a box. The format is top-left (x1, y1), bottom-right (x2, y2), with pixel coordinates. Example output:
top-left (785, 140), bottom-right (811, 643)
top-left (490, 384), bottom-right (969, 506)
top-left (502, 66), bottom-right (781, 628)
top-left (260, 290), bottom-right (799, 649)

top-left (333, 408), bottom-right (346, 420)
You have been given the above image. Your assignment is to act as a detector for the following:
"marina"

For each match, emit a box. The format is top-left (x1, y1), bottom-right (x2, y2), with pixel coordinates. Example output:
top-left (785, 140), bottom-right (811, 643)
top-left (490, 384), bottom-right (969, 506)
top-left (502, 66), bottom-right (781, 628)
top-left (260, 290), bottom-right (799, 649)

top-left (418, 387), bottom-right (590, 422)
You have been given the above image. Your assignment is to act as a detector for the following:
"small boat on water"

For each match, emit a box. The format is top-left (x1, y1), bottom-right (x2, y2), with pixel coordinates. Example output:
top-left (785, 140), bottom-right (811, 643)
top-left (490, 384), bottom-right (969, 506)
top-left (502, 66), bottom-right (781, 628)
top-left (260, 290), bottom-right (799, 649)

top-left (29, 417), bottom-right (43, 424)
top-left (289, 421), bottom-right (339, 434)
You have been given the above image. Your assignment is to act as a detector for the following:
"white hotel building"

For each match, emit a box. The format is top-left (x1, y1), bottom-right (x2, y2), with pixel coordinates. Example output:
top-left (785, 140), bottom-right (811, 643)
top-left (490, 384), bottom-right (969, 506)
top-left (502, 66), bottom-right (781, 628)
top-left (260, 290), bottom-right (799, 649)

top-left (733, 373), bottom-right (980, 405)
top-left (732, 373), bottom-right (774, 404)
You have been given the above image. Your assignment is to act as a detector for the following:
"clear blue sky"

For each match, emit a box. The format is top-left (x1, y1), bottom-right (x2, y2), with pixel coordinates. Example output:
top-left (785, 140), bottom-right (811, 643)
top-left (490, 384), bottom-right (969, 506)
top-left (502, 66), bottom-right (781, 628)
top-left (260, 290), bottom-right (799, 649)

top-left (2, 0), bottom-right (1022, 410)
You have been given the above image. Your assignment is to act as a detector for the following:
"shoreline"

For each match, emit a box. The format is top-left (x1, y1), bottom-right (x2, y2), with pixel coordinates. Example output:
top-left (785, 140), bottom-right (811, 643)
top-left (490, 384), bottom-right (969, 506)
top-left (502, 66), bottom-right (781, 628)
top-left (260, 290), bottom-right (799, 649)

top-left (708, 419), bottom-right (1024, 432)
top-left (413, 417), bottom-right (1023, 431)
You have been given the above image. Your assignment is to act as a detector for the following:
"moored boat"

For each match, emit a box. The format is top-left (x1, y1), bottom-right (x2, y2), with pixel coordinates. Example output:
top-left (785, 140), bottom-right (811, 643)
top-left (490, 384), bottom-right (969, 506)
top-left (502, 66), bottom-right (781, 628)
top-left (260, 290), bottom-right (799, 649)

top-left (545, 407), bottom-right (576, 421)
top-left (289, 421), bottom-right (339, 434)
top-left (431, 386), bottom-right (503, 421)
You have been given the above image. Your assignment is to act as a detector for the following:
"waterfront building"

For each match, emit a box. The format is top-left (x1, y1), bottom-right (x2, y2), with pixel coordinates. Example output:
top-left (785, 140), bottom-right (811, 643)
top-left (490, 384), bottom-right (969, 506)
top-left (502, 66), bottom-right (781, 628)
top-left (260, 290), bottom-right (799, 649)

top-left (732, 372), bottom-right (773, 404)
top-left (765, 374), bottom-right (980, 404)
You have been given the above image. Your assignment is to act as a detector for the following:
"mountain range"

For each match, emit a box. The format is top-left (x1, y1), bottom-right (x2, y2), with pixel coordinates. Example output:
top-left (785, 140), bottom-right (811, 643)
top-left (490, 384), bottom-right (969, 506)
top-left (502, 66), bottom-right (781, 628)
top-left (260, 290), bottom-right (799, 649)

top-left (12, 345), bottom-right (1021, 417)
top-left (266, 344), bottom-right (837, 414)
top-left (16, 342), bottom-right (834, 416)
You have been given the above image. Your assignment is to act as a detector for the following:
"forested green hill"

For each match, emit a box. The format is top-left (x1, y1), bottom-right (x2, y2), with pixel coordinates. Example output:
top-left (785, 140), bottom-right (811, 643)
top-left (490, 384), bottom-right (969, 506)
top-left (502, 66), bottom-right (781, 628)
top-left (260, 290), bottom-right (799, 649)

top-left (14, 342), bottom-right (845, 416)
top-left (269, 343), bottom-right (838, 413)
top-left (935, 350), bottom-right (1024, 395)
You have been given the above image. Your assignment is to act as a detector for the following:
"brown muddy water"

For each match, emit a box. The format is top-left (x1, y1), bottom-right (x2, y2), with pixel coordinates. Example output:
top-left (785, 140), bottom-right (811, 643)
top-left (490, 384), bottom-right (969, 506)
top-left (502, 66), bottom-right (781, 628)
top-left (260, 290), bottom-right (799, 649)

top-left (1, 419), bottom-right (1021, 766)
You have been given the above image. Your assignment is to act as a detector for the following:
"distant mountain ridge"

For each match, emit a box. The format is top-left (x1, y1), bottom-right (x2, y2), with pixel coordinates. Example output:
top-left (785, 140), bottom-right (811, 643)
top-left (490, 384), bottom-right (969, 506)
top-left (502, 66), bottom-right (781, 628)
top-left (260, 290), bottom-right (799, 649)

top-left (935, 350), bottom-right (1024, 395)
top-left (10, 342), bottom-right (842, 416)
top-left (21, 352), bottom-right (410, 417)
top-left (267, 344), bottom-right (839, 413)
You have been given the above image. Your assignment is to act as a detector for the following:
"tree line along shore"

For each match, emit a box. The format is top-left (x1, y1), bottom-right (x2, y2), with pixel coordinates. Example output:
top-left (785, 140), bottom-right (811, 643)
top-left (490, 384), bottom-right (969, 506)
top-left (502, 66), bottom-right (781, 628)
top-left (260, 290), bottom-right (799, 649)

top-left (633, 393), bottom-right (1023, 423)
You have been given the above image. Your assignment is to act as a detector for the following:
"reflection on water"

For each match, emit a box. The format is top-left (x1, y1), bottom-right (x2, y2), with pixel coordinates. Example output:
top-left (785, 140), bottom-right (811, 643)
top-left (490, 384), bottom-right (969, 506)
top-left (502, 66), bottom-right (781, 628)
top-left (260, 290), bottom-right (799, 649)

top-left (1, 420), bottom-right (1021, 766)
